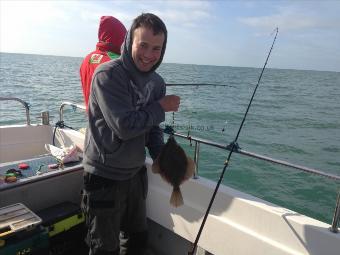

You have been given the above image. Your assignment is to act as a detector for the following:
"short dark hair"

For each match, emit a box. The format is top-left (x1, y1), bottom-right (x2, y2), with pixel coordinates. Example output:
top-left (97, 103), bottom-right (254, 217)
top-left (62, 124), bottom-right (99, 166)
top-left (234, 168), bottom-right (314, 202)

top-left (131, 13), bottom-right (167, 37)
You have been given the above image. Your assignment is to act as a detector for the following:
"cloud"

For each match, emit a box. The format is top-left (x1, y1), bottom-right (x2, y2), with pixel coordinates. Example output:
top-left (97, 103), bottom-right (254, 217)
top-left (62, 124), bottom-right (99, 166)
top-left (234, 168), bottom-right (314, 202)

top-left (76, 1), bottom-right (214, 28)
top-left (240, 14), bottom-right (316, 31)
top-left (1, 1), bottom-right (69, 27)
top-left (2, 0), bottom-right (337, 71)
top-left (238, 2), bottom-right (340, 32)
top-left (155, 9), bottom-right (212, 28)
top-left (116, 0), bottom-right (214, 28)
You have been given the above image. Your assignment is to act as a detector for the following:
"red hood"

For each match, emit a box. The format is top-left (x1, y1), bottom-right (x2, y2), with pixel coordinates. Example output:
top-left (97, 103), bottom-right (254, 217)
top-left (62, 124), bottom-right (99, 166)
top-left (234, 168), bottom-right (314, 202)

top-left (97, 16), bottom-right (127, 54)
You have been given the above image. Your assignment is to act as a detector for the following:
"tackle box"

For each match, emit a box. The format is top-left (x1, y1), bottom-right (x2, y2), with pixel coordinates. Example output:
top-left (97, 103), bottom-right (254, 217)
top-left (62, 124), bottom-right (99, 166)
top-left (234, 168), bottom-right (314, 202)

top-left (0, 203), bottom-right (49, 255)
top-left (37, 201), bottom-right (87, 254)
top-left (0, 203), bottom-right (42, 238)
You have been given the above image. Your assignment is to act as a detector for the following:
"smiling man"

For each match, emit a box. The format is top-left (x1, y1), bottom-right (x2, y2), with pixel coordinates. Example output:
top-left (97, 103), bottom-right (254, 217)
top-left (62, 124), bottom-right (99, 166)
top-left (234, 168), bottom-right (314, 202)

top-left (131, 25), bottom-right (164, 72)
top-left (81, 13), bottom-right (180, 255)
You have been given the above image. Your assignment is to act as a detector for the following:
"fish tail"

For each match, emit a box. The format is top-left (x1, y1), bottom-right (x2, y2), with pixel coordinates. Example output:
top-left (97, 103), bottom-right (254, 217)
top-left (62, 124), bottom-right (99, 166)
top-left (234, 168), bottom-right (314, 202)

top-left (170, 186), bottom-right (183, 207)
top-left (185, 156), bottom-right (196, 181)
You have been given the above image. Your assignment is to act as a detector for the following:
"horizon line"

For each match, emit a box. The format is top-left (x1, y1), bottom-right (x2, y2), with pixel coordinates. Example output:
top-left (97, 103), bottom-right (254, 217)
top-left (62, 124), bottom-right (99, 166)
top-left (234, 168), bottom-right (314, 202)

top-left (0, 51), bottom-right (338, 73)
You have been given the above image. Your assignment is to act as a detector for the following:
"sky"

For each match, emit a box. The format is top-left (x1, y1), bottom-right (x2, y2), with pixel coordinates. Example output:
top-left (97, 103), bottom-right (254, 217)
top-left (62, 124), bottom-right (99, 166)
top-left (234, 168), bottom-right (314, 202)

top-left (1, 0), bottom-right (339, 72)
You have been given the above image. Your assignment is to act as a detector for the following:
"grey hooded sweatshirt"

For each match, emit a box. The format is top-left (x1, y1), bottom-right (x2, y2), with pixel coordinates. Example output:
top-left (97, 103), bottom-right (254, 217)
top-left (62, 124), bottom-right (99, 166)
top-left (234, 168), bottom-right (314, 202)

top-left (83, 27), bottom-right (167, 180)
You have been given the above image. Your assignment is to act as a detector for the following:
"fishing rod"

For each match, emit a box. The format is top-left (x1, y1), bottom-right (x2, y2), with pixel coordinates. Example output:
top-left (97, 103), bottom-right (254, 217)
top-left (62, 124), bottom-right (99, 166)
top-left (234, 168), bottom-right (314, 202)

top-left (188, 27), bottom-right (279, 255)
top-left (166, 83), bottom-right (229, 87)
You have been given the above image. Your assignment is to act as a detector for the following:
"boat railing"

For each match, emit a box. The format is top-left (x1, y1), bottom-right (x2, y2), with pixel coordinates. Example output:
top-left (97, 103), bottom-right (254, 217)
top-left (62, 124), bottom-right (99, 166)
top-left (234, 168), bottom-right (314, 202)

top-left (170, 130), bottom-right (340, 182)
top-left (59, 101), bottom-right (86, 122)
top-left (58, 101), bottom-right (339, 181)
top-left (170, 130), bottom-right (340, 233)
top-left (57, 101), bottom-right (340, 232)
top-left (0, 97), bottom-right (31, 125)
top-left (330, 192), bottom-right (340, 233)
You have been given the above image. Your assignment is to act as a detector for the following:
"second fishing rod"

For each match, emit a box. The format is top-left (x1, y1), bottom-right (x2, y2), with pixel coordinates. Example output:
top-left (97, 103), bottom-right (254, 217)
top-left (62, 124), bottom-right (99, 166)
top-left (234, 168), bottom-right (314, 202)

top-left (188, 27), bottom-right (279, 255)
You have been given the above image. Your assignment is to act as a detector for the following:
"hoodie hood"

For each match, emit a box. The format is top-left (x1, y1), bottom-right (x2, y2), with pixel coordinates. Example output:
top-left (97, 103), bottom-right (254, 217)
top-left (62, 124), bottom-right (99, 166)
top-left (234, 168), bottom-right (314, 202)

top-left (121, 25), bottom-right (167, 76)
top-left (96, 16), bottom-right (127, 54)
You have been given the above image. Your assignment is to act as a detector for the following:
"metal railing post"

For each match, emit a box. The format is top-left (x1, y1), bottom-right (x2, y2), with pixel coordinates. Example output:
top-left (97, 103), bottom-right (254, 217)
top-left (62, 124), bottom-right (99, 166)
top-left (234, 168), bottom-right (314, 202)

top-left (0, 97), bottom-right (31, 125)
top-left (330, 191), bottom-right (340, 233)
top-left (59, 101), bottom-right (86, 122)
top-left (193, 141), bottom-right (200, 179)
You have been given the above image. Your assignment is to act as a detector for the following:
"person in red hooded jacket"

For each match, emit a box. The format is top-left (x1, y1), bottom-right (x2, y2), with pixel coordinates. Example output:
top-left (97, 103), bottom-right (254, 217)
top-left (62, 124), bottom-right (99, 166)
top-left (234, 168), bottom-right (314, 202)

top-left (80, 16), bottom-right (127, 111)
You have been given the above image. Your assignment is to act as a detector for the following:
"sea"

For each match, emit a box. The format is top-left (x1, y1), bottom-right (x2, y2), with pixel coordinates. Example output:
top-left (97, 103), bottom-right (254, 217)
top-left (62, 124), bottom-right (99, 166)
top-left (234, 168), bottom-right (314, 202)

top-left (1, 52), bottom-right (339, 224)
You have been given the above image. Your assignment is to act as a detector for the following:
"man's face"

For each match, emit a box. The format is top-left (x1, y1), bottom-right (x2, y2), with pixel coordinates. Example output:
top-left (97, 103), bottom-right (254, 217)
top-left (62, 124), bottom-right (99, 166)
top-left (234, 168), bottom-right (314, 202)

top-left (131, 26), bottom-right (165, 72)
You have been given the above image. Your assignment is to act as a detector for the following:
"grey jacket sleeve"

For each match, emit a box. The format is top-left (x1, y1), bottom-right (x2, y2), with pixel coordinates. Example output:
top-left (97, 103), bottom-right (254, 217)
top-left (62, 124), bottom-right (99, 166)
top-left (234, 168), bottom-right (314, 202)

top-left (91, 69), bottom-right (165, 141)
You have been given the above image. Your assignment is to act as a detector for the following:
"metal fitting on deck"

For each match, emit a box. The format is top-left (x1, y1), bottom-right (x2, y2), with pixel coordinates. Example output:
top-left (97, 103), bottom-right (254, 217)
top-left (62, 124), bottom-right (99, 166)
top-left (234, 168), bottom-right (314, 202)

top-left (40, 111), bottom-right (50, 125)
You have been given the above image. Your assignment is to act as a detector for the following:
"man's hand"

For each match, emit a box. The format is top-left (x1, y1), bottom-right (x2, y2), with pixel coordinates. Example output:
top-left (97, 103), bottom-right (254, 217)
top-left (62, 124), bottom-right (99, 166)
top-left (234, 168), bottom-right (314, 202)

top-left (158, 95), bottom-right (180, 112)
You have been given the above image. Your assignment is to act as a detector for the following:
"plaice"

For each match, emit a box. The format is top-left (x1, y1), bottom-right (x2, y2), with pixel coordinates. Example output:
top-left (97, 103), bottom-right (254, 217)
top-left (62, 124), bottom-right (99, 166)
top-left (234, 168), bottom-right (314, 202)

top-left (152, 135), bottom-right (195, 207)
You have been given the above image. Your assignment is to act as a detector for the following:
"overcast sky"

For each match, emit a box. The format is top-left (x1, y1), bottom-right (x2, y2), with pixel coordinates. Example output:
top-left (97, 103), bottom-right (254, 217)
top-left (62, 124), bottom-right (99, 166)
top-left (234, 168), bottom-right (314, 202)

top-left (1, 0), bottom-right (339, 72)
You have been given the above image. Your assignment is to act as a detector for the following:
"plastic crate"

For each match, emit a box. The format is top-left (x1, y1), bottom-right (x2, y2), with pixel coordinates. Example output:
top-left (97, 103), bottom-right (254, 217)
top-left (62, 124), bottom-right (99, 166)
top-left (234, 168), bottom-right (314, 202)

top-left (0, 203), bottom-right (42, 238)
top-left (0, 203), bottom-right (48, 255)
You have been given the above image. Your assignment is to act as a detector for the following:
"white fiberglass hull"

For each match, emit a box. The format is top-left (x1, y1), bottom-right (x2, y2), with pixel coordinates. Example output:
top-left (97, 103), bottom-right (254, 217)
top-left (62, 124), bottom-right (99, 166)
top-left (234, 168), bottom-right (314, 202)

top-left (0, 124), bottom-right (339, 255)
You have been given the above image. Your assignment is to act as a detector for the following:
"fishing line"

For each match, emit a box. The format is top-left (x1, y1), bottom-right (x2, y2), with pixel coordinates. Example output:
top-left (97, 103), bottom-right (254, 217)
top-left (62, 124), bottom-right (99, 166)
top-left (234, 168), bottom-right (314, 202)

top-left (186, 85), bottom-right (201, 146)
top-left (168, 85), bottom-right (201, 139)
top-left (188, 27), bottom-right (279, 255)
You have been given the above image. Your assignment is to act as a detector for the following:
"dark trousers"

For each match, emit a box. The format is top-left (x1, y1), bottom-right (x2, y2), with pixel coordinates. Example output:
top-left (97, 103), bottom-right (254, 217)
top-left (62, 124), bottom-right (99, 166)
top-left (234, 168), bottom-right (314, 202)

top-left (81, 167), bottom-right (148, 255)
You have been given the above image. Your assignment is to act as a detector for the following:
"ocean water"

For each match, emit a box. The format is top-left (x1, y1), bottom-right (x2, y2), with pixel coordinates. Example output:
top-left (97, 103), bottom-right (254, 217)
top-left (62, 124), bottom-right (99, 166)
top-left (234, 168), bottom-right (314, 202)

top-left (1, 52), bottom-right (339, 224)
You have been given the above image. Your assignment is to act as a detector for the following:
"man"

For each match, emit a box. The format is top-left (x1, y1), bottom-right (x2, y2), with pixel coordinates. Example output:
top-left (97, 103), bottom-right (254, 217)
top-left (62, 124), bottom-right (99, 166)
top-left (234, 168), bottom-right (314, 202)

top-left (81, 13), bottom-right (180, 255)
top-left (80, 16), bottom-right (127, 111)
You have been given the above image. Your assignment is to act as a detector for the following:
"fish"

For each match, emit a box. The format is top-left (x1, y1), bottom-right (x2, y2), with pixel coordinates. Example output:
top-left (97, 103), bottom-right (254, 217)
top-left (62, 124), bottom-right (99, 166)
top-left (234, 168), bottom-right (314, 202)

top-left (152, 135), bottom-right (196, 207)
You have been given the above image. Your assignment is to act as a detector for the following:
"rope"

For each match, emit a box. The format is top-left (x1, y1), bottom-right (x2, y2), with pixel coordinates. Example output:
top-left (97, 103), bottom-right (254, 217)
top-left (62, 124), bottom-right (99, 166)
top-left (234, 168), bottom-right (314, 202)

top-left (52, 121), bottom-right (76, 146)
